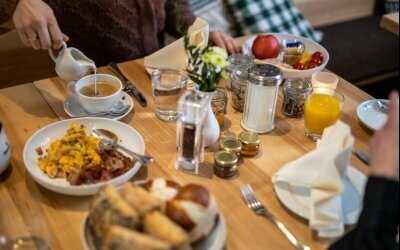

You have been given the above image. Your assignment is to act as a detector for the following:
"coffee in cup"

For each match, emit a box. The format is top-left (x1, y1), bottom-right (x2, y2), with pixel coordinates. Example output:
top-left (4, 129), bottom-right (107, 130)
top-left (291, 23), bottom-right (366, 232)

top-left (68, 74), bottom-right (123, 114)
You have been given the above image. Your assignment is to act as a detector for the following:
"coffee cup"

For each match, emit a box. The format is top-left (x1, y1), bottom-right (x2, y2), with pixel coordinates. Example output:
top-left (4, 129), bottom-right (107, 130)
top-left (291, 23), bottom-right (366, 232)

top-left (0, 121), bottom-right (11, 175)
top-left (68, 74), bottom-right (123, 114)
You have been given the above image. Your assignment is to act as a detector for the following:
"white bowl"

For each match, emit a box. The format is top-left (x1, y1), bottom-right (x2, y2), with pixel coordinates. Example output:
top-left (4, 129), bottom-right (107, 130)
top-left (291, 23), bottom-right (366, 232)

top-left (23, 118), bottom-right (145, 196)
top-left (242, 33), bottom-right (329, 79)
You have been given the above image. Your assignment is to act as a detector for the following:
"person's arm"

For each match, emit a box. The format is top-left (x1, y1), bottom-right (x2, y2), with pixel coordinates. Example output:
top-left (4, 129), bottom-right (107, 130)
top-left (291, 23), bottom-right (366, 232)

top-left (330, 91), bottom-right (399, 250)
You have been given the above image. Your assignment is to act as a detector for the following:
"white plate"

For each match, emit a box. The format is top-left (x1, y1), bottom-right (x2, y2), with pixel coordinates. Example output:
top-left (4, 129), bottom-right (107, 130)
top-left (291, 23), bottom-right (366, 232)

top-left (274, 166), bottom-right (367, 225)
top-left (23, 118), bottom-right (144, 196)
top-left (64, 92), bottom-right (134, 120)
top-left (81, 213), bottom-right (227, 250)
top-left (242, 33), bottom-right (329, 79)
top-left (357, 99), bottom-right (388, 131)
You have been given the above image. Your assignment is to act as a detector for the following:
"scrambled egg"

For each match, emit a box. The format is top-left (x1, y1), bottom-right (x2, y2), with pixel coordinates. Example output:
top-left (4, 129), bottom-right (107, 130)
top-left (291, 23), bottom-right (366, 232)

top-left (38, 122), bottom-right (101, 178)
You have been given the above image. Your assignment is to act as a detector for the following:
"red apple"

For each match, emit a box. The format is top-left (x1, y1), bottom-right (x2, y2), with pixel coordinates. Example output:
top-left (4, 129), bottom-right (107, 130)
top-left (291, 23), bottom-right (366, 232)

top-left (251, 35), bottom-right (280, 59)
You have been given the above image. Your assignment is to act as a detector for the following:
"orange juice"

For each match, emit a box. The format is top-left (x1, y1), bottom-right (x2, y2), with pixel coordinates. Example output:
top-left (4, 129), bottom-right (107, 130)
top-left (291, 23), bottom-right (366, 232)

top-left (304, 93), bottom-right (342, 136)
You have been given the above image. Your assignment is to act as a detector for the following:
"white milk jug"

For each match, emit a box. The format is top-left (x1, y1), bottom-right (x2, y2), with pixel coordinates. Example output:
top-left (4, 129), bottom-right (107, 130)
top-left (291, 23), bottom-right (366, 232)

top-left (49, 42), bottom-right (96, 81)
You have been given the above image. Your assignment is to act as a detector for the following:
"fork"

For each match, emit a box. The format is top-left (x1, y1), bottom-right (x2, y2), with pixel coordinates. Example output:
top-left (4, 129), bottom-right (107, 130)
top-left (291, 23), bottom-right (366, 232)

top-left (240, 184), bottom-right (310, 250)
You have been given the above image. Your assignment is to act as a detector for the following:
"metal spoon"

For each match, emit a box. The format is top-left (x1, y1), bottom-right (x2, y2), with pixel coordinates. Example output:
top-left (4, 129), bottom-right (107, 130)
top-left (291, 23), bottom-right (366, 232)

top-left (92, 129), bottom-right (154, 165)
top-left (85, 104), bottom-right (130, 117)
top-left (377, 100), bottom-right (388, 113)
top-left (0, 235), bottom-right (48, 250)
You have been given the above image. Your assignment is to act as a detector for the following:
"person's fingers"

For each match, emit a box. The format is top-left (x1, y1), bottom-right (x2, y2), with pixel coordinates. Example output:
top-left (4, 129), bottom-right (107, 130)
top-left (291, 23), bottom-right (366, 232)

top-left (221, 34), bottom-right (235, 55)
top-left (63, 34), bottom-right (69, 42)
top-left (16, 29), bottom-right (31, 47)
top-left (48, 21), bottom-right (63, 49)
top-left (25, 28), bottom-right (41, 49)
top-left (34, 21), bottom-right (52, 49)
top-left (210, 31), bottom-right (226, 50)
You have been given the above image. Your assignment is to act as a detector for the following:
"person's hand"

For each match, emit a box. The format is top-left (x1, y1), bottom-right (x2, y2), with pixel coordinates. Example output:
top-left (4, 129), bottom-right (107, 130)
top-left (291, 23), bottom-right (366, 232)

top-left (12, 0), bottom-right (65, 50)
top-left (210, 30), bottom-right (241, 55)
top-left (368, 91), bottom-right (399, 181)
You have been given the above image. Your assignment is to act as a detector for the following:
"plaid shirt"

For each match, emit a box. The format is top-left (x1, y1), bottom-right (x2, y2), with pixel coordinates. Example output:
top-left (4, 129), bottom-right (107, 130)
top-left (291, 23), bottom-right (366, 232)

top-left (226, 0), bottom-right (322, 42)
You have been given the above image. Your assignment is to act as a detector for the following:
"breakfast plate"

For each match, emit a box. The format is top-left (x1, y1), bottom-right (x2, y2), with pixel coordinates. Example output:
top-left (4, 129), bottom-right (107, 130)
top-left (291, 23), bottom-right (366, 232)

top-left (356, 99), bottom-right (388, 131)
top-left (274, 166), bottom-right (367, 225)
top-left (242, 33), bottom-right (329, 79)
top-left (23, 118), bottom-right (144, 195)
top-left (64, 92), bottom-right (133, 120)
top-left (81, 213), bottom-right (227, 250)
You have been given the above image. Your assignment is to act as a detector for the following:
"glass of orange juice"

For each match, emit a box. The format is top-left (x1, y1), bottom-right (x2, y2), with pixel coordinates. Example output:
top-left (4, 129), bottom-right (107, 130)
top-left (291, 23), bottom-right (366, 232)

top-left (304, 87), bottom-right (345, 140)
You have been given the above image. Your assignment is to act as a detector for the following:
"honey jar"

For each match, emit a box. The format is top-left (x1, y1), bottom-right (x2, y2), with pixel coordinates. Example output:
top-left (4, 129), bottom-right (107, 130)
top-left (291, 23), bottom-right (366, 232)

top-left (214, 150), bottom-right (238, 178)
top-left (219, 137), bottom-right (242, 157)
top-left (238, 131), bottom-right (260, 157)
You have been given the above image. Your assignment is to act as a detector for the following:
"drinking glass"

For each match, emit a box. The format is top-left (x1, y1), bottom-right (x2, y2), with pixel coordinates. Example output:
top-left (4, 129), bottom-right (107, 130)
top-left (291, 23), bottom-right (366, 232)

top-left (151, 68), bottom-right (188, 121)
top-left (304, 87), bottom-right (345, 140)
top-left (311, 72), bottom-right (339, 92)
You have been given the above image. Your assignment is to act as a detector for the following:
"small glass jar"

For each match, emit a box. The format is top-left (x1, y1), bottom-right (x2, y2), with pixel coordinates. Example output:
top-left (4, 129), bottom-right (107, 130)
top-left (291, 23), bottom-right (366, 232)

top-left (211, 88), bottom-right (228, 128)
top-left (282, 78), bottom-right (312, 118)
top-left (227, 54), bottom-right (254, 89)
top-left (281, 40), bottom-right (305, 66)
top-left (214, 150), bottom-right (238, 178)
top-left (231, 64), bottom-right (252, 112)
top-left (238, 131), bottom-right (260, 157)
top-left (219, 137), bottom-right (242, 157)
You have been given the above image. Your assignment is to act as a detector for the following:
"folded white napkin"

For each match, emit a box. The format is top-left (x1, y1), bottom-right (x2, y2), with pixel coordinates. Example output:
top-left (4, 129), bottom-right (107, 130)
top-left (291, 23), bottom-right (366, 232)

top-left (144, 18), bottom-right (209, 73)
top-left (272, 121), bottom-right (354, 238)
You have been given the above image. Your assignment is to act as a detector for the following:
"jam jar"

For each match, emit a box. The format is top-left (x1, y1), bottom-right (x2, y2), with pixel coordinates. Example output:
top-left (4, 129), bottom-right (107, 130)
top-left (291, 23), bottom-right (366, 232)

top-left (282, 78), bottom-right (312, 118)
top-left (219, 137), bottom-right (242, 157)
top-left (238, 131), bottom-right (260, 157)
top-left (214, 150), bottom-right (239, 178)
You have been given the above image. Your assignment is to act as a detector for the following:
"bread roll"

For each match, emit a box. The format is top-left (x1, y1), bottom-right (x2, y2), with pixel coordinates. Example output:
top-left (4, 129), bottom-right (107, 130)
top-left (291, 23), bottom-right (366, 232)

top-left (120, 182), bottom-right (160, 216)
top-left (166, 184), bottom-right (219, 243)
top-left (89, 185), bottom-right (139, 238)
top-left (103, 225), bottom-right (171, 250)
top-left (143, 211), bottom-right (189, 247)
top-left (144, 179), bottom-right (181, 210)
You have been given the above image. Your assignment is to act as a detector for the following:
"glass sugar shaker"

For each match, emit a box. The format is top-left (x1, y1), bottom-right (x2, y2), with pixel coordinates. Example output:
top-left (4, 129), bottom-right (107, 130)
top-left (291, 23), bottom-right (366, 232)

top-left (231, 63), bottom-right (253, 112)
top-left (241, 64), bottom-right (283, 133)
top-left (176, 90), bottom-right (208, 174)
top-left (282, 78), bottom-right (312, 118)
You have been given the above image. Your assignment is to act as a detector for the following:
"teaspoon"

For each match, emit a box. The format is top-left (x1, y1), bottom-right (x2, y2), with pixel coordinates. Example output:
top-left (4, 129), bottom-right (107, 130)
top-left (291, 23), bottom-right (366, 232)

top-left (377, 100), bottom-right (388, 113)
top-left (92, 128), bottom-right (154, 165)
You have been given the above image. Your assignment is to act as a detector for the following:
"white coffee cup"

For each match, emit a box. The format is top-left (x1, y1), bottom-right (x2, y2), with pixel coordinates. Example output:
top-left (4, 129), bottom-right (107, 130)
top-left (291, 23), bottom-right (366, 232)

top-left (68, 74), bottom-right (123, 114)
top-left (0, 122), bottom-right (11, 175)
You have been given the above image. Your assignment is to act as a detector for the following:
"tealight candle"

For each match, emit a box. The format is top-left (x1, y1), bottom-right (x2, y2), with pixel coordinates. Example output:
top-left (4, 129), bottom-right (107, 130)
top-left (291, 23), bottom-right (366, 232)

top-left (311, 72), bottom-right (339, 95)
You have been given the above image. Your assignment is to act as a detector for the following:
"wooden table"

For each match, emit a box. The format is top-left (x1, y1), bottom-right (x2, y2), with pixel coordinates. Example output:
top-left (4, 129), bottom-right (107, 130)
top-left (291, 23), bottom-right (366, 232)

top-left (380, 12), bottom-right (399, 36)
top-left (0, 59), bottom-right (374, 250)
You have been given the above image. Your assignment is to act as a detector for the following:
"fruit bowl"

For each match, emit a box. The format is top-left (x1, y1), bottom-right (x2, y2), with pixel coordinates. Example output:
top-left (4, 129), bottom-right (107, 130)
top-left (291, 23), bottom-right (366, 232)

top-left (242, 33), bottom-right (329, 79)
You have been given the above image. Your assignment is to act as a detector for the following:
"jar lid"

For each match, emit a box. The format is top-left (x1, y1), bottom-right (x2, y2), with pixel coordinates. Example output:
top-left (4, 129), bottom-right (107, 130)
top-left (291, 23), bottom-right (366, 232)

top-left (249, 64), bottom-right (283, 86)
top-left (284, 78), bottom-right (312, 91)
top-left (215, 151), bottom-right (238, 167)
top-left (238, 131), bottom-right (261, 145)
top-left (220, 138), bottom-right (242, 153)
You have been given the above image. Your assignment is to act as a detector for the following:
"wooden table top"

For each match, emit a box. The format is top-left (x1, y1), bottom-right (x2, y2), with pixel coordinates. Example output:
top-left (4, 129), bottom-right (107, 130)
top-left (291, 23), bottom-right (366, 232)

top-left (0, 58), bottom-right (374, 250)
top-left (380, 12), bottom-right (399, 36)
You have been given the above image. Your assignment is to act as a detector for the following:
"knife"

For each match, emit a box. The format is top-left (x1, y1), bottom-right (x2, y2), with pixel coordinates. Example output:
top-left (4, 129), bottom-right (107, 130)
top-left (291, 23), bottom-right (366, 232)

top-left (108, 62), bottom-right (147, 107)
top-left (355, 150), bottom-right (370, 166)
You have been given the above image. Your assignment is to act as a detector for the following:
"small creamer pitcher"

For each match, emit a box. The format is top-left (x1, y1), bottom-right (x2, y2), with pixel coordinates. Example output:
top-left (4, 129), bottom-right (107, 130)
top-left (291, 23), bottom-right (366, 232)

top-left (49, 42), bottom-right (96, 81)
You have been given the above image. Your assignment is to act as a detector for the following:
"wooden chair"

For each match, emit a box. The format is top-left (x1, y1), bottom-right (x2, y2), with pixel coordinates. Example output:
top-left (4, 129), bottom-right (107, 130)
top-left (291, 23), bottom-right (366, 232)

top-left (0, 21), bottom-right (56, 89)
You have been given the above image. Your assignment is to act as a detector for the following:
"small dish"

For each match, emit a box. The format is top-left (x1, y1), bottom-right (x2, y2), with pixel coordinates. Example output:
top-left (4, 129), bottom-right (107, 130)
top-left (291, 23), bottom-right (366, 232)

top-left (242, 33), bottom-right (329, 79)
top-left (356, 99), bottom-right (389, 131)
top-left (81, 213), bottom-right (227, 250)
top-left (64, 92), bottom-right (133, 120)
top-left (23, 118), bottom-right (145, 196)
top-left (274, 166), bottom-right (367, 225)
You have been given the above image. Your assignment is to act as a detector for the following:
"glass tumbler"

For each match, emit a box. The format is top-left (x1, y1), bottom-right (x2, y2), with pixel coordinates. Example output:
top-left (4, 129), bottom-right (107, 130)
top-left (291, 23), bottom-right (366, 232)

top-left (227, 54), bottom-right (254, 89)
top-left (211, 88), bottom-right (228, 128)
top-left (151, 68), bottom-right (188, 121)
top-left (304, 87), bottom-right (345, 140)
top-left (231, 64), bottom-right (252, 112)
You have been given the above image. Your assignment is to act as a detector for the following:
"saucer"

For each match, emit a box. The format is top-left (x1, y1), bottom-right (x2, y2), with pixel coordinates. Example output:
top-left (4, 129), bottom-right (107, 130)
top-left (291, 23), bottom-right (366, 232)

top-left (356, 99), bottom-right (388, 131)
top-left (274, 166), bottom-right (367, 225)
top-left (64, 92), bottom-right (133, 120)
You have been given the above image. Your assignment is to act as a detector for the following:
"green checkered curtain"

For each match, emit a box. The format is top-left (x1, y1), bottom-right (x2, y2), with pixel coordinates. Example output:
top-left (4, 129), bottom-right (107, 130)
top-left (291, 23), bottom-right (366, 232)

top-left (225, 0), bottom-right (323, 42)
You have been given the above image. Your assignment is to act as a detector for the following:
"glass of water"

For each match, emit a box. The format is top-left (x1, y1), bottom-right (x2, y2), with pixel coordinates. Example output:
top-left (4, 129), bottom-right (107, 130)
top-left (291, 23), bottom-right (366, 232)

top-left (151, 68), bottom-right (188, 121)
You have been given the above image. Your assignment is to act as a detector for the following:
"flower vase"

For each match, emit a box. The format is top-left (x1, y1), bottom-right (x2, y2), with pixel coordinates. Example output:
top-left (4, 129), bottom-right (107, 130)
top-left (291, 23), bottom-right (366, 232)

top-left (198, 90), bottom-right (220, 147)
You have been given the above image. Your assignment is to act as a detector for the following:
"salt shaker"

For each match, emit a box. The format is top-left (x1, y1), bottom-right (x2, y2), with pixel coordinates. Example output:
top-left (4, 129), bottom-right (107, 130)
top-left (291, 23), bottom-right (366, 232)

top-left (241, 64), bottom-right (283, 133)
top-left (176, 90), bottom-right (208, 174)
